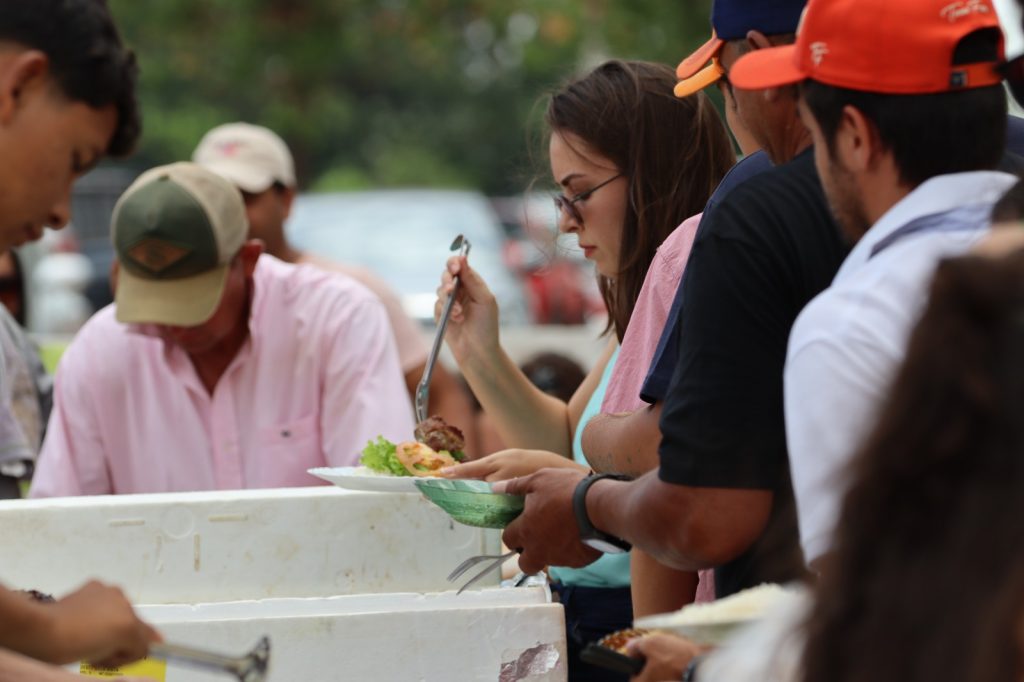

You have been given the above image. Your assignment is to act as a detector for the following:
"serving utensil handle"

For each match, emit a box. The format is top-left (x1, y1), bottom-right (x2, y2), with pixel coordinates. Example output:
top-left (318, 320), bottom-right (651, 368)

top-left (416, 236), bottom-right (471, 424)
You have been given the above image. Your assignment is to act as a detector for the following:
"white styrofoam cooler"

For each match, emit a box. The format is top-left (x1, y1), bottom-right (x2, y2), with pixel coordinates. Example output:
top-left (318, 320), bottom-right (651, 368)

top-left (0, 487), bottom-right (503, 603)
top-left (125, 589), bottom-right (567, 681)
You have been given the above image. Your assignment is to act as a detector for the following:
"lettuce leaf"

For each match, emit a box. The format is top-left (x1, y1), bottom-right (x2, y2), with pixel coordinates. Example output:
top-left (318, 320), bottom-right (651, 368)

top-left (359, 436), bottom-right (409, 477)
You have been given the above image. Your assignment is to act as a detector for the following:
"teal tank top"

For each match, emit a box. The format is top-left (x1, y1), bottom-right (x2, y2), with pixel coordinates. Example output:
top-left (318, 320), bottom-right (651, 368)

top-left (549, 346), bottom-right (631, 588)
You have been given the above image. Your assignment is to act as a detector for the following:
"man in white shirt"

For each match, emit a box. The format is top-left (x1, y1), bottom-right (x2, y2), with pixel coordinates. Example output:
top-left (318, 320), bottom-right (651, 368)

top-left (729, 0), bottom-right (1015, 570)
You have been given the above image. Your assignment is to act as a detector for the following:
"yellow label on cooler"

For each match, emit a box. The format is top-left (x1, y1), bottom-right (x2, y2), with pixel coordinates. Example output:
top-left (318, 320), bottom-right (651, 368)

top-left (80, 657), bottom-right (167, 680)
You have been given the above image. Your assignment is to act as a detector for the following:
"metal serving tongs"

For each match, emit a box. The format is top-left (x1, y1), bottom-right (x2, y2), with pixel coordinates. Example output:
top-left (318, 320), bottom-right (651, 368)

top-left (446, 548), bottom-right (527, 595)
top-left (415, 234), bottom-right (472, 424)
top-left (149, 636), bottom-right (270, 682)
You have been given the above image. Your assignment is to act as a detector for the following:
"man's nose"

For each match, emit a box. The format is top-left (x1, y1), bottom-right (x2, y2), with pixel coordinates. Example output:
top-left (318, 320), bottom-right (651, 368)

top-left (47, 191), bottom-right (72, 230)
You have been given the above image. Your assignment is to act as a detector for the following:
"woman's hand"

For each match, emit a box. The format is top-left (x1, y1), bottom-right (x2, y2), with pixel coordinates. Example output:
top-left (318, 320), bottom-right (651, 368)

top-left (626, 633), bottom-right (708, 682)
top-left (435, 255), bottom-right (500, 366)
top-left (440, 449), bottom-right (588, 482)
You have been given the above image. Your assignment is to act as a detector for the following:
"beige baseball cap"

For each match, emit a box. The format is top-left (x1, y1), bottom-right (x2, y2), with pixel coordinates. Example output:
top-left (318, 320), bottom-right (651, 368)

top-left (192, 122), bottom-right (296, 193)
top-left (112, 162), bottom-right (248, 326)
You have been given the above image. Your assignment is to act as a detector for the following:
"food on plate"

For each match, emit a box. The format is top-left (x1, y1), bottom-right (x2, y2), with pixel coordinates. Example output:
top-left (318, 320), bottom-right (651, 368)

top-left (360, 436), bottom-right (411, 477)
top-left (360, 417), bottom-right (467, 478)
top-left (414, 415), bottom-right (466, 454)
top-left (395, 441), bottom-right (457, 476)
top-left (597, 628), bottom-right (651, 653)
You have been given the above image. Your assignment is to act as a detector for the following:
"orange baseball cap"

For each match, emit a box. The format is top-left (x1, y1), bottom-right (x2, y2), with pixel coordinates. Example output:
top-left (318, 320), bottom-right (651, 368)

top-left (730, 0), bottom-right (1004, 94)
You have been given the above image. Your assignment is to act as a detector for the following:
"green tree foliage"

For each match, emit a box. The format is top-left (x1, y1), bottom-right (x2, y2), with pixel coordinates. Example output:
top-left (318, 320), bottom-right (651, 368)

top-left (109, 0), bottom-right (713, 195)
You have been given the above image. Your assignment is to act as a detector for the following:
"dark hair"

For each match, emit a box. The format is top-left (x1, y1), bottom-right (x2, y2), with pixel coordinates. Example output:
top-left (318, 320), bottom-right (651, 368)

top-left (0, 0), bottom-right (140, 156)
top-left (991, 178), bottom-right (1024, 223)
top-left (546, 60), bottom-right (735, 341)
top-left (520, 352), bottom-right (587, 403)
top-left (802, 247), bottom-right (1024, 682)
top-left (801, 29), bottom-right (1006, 189)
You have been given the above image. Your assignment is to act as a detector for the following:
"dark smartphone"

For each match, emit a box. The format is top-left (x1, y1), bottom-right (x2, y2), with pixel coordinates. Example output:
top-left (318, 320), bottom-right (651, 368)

top-left (580, 643), bottom-right (645, 676)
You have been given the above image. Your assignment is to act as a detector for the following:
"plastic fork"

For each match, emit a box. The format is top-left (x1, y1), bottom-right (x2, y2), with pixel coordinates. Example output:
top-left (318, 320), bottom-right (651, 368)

top-left (415, 234), bottom-right (472, 424)
top-left (448, 549), bottom-right (518, 595)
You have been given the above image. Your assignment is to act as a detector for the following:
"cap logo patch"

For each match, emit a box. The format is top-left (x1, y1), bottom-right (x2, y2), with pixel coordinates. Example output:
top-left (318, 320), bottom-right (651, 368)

top-left (810, 42), bottom-right (830, 67)
top-left (127, 238), bottom-right (191, 274)
top-left (940, 0), bottom-right (990, 22)
top-left (215, 141), bottom-right (244, 157)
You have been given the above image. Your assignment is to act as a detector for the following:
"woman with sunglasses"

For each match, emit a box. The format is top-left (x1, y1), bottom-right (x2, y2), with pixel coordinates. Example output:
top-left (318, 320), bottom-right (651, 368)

top-left (436, 59), bottom-right (734, 681)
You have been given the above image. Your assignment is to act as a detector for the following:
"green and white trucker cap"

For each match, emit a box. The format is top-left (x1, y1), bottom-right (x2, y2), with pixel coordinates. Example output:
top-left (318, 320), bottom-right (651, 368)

top-left (112, 162), bottom-right (248, 326)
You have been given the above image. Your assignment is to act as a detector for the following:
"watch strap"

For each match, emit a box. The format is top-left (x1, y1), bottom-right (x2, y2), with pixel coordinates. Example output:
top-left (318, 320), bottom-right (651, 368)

top-left (572, 473), bottom-right (632, 552)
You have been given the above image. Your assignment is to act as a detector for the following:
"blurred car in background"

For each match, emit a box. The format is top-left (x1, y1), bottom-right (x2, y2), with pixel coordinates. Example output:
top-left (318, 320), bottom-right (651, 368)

top-left (65, 166), bottom-right (136, 313)
top-left (491, 193), bottom-right (604, 325)
top-left (288, 189), bottom-right (532, 326)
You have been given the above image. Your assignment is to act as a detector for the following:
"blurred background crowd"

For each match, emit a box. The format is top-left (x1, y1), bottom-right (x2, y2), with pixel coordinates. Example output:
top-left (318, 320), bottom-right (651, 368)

top-left (15, 0), bottom-right (728, 356)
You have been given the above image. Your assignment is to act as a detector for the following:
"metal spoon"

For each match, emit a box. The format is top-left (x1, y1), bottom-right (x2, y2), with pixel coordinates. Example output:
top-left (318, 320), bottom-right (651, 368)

top-left (415, 234), bottom-right (472, 424)
top-left (149, 637), bottom-right (270, 682)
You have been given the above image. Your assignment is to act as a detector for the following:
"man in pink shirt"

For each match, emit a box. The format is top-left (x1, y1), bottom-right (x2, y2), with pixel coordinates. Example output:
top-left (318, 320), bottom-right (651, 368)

top-left (192, 123), bottom-right (474, 445)
top-left (31, 162), bottom-right (414, 496)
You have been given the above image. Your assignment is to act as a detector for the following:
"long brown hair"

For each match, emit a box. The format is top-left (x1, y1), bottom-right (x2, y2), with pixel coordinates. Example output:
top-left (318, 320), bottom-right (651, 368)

top-left (546, 60), bottom-right (734, 341)
top-left (802, 246), bottom-right (1024, 682)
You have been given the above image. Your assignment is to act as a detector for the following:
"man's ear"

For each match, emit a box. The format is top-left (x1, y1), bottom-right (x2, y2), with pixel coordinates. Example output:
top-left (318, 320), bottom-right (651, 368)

top-left (0, 50), bottom-right (49, 125)
top-left (279, 185), bottom-right (296, 220)
top-left (835, 105), bottom-right (880, 173)
top-left (239, 240), bottom-right (264, 276)
top-left (745, 30), bottom-right (774, 52)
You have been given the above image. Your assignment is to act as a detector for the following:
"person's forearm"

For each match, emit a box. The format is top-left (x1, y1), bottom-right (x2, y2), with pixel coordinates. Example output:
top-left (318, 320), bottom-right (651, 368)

top-left (0, 587), bottom-right (54, 662)
top-left (630, 549), bottom-right (698, 618)
top-left (581, 404), bottom-right (662, 476)
top-left (0, 648), bottom-right (90, 681)
top-left (460, 345), bottom-right (573, 456)
top-left (585, 473), bottom-right (704, 571)
top-left (586, 473), bottom-right (771, 572)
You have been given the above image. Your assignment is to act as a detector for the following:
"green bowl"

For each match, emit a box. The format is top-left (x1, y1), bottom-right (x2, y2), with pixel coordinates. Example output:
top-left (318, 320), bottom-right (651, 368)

top-left (414, 479), bottom-right (525, 529)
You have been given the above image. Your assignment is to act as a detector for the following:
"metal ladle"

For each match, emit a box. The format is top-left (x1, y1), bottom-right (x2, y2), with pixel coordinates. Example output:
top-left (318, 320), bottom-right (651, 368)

top-left (415, 234), bottom-right (472, 424)
top-left (149, 636), bottom-right (270, 682)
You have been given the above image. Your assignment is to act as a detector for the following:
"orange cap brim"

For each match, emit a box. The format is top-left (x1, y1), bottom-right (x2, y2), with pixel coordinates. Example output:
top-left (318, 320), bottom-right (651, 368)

top-left (729, 44), bottom-right (805, 91)
top-left (676, 33), bottom-right (725, 80)
top-left (674, 32), bottom-right (726, 98)
top-left (674, 61), bottom-right (727, 98)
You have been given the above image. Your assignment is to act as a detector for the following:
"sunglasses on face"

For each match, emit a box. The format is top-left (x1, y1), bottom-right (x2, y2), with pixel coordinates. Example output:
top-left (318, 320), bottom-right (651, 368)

top-left (998, 54), bottom-right (1024, 108)
top-left (553, 173), bottom-right (623, 225)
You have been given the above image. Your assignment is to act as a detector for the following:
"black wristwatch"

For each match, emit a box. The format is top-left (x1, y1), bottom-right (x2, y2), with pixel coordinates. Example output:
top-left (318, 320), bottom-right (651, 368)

top-left (572, 473), bottom-right (632, 554)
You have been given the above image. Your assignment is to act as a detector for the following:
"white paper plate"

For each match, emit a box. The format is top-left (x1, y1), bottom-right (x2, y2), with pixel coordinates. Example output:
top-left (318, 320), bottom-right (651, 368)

top-left (308, 466), bottom-right (421, 493)
top-left (633, 583), bottom-right (793, 645)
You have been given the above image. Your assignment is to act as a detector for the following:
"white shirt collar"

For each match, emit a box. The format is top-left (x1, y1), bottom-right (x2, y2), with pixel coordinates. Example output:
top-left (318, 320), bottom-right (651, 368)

top-left (836, 170), bottom-right (1017, 281)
